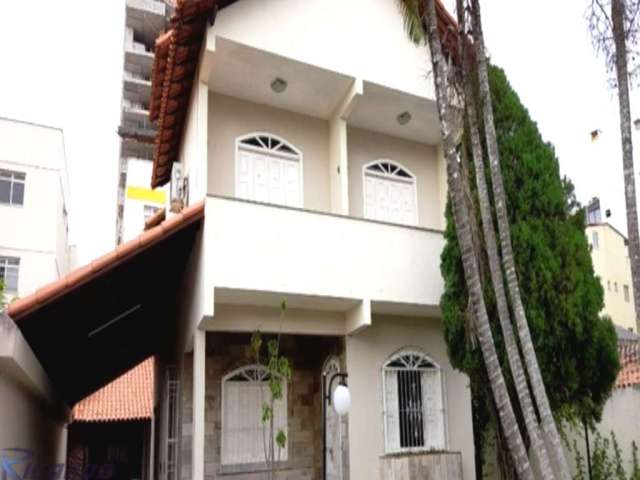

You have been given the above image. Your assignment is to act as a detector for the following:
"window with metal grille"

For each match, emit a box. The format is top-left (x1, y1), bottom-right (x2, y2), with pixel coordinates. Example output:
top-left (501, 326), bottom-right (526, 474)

top-left (363, 160), bottom-right (418, 226)
top-left (0, 256), bottom-right (20, 293)
top-left (382, 349), bottom-right (445, 453)
top-left (0, 169), bottom-right (26, 206)
top-left (221, 365), bottom-right (288, 466)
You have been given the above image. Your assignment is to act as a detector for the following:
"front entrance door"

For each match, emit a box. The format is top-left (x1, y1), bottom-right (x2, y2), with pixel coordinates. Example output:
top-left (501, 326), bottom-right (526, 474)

top-left (323, 357), bottom-right (342, 480)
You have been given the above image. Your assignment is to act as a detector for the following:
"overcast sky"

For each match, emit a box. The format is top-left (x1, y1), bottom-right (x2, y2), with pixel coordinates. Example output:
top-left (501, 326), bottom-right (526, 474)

top-left (0, 0), bottom-right (638, 264)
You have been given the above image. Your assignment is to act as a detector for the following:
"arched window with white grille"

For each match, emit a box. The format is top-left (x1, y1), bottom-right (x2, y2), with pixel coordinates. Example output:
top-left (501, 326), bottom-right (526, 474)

top-left (382, 349), bottom-right (446, 453)
top-left (235, 133), bottom-right (302, 208)
top-left (221, 364), bottom-right (288, 466)
top-left (363, 160), bottom-right (418, 225)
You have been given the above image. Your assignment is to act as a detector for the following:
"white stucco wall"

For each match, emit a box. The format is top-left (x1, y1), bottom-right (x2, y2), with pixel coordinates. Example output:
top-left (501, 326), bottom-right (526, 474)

top-left (0, 118), bottom-right (70, 298)
top-left (347, 126), bottom-right (443, 231)
top-left (345, 315), bottom-right (475, 480)
top-left (211, 0), bottom-right (434, 101)
top-left (207, 93), bottom-right (332, 212)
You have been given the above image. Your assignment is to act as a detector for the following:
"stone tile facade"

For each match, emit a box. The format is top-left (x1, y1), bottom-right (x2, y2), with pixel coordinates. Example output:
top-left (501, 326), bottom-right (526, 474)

top-left (181, 333), bottom-right (346, 480)
top-left (379, 452), bottom-right (463, 480)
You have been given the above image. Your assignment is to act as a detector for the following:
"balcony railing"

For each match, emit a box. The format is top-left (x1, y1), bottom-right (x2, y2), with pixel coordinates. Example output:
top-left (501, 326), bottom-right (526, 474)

top-left (124, 70), bottom-right (151, 83)
top-left (126, 0), bottom-right (166, 17)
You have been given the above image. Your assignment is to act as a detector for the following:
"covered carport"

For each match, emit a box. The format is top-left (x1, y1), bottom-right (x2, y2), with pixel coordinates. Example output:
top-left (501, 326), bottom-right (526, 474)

top-left (2, 201), bottom-right (204, 473)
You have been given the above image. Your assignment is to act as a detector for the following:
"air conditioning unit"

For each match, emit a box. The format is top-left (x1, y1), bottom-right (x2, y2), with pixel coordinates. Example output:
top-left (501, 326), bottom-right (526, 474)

top-left (170, 163), bottom-right (187, 213)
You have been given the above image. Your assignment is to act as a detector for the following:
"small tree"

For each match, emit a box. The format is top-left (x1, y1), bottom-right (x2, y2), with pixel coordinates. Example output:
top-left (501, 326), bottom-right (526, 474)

top-left (250, 300), bottom-right (292, 480)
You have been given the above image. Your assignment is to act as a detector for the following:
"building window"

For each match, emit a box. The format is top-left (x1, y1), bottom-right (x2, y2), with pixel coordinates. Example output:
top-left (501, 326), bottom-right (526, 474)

top-left (221, 365), bottom-right (288, 466)
top-left (0, 256), bottom-right (20, 293)
top-left (591, 231), bottom-right (599, 250)
top-left (236, 133), bottom-right (302, 208)
top-left (364, 160), bottom-right (418, 226)
top-left (161, 366), bottom-right (180, 480)
top-left (624, 285), bottom-right (630, 302)
top-left (0, 169), bottom-right (26, 206)
top-left (382, 349), bottom-right (445, 453)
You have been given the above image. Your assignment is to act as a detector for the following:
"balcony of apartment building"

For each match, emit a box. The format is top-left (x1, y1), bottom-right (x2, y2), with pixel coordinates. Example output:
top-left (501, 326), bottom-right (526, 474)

top-left (124, 27), bottom-right (156, 78)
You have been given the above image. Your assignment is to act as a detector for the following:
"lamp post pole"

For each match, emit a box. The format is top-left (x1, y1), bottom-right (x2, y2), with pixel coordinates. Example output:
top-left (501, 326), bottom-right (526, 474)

top-left (322, 371), bottom-right (348, 480)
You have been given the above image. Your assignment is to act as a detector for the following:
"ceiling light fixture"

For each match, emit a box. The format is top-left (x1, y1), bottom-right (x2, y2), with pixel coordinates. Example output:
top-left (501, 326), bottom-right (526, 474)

top-left (397, 111), bottom-right (412, 125)
top-left (271, 77), bottom-right (288, 93)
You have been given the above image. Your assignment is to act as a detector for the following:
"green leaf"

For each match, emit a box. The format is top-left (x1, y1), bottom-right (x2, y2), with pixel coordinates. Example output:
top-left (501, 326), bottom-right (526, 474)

top-left (276, 430), bottom-right (287, 449)
top-left (262, 403), bottom-right (272, 423)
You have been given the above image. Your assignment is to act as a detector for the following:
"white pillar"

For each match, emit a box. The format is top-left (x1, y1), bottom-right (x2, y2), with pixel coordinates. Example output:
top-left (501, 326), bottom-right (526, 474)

top-left (192, 329), bottom-right (206, 480)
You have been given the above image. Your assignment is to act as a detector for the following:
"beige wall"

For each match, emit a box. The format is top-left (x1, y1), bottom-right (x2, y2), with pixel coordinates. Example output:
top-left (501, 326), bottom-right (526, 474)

top-left (588, 224), bottom-right (637, 331)
top-left (207, 93), bottom-right (331, 212)
top-left (347, 127), bottom-right (442, 230)
top-left (345, 315), bottom-right (475, 480)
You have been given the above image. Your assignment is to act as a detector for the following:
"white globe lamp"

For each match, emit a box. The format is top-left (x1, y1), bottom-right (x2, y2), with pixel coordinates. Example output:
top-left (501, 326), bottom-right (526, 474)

top-left (332, 384), bottom-right (351, 416)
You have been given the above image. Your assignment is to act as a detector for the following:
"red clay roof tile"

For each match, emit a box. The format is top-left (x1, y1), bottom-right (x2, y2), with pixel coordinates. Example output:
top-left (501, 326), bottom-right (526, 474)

top-left (7, 200), bottom-right (205, 320)
top-left (72, 357), bottom-right (154, 423)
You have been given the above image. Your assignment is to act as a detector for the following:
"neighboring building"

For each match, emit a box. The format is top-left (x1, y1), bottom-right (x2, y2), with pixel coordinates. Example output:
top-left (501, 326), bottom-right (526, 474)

top-left (0, 117), bottom-right (71, 301)
top-left (116, 0), bottom-right (170, 244)
top-left (586, 198), bottom-right (637, 332)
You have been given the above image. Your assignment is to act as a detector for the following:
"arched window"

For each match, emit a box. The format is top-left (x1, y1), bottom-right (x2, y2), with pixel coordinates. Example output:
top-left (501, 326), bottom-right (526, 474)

top-left (382, 348), bottom-right (445, 453)
top-left (221, 365), bottom-right (288, 465)
top-left (363, 160), bottom-right (417, 226)
top-left (236, 133), bottom-right (302, 208)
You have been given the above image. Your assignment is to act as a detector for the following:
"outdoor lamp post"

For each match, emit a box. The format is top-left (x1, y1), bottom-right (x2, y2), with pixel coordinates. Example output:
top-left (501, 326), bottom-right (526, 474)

top-left (322, 371), bottom-right (349, 479)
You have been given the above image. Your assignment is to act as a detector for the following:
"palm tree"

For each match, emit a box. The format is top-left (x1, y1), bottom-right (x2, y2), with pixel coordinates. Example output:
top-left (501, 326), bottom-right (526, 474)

top-left (612, 0), bottom-right (640, 335)
top-left (468, 0), bottom-right (572, 477)
top-left (397, 0), bottom-right (535, 477)
top-left (455, 2), bottom-right (554, 477)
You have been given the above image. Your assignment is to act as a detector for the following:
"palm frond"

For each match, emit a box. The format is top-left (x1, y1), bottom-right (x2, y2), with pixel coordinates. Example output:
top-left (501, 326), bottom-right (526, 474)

top-left (396, 0), bottom-right (427, 45)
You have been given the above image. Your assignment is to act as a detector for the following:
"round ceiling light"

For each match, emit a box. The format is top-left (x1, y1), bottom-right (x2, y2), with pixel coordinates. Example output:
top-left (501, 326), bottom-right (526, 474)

top-left (397, 111), bottom-right (412, 125)
top-left (271, 77), bottom-right (288, 93)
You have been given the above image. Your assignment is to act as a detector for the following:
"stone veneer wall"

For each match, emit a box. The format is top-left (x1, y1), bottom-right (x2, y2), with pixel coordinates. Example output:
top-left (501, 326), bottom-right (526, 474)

top-left (379, 452), bottom-right (463, 480)
top-left (181, 332), bottom-right (345, 480)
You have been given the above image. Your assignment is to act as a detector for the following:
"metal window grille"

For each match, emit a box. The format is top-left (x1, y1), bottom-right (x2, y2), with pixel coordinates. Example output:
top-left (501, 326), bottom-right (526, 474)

top-left (383, 349), bottom-right (445, 453)
top-left (162, 366), bottom-right (180, 480)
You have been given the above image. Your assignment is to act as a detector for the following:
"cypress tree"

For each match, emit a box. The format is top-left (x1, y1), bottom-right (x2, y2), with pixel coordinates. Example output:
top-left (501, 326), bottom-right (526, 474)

top-left (440, 64), bottom-right (620, 476)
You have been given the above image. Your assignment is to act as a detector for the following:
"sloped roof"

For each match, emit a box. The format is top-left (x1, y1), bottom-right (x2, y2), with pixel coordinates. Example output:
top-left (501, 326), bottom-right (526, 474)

top-left (8, 201), bottom-right (204, 320)
top-left (615, 326), bottom-right (640, 389)
top-left (72, 357), bottom-right (154, 422)
top-left (149, 0), bottom-right (459, 188)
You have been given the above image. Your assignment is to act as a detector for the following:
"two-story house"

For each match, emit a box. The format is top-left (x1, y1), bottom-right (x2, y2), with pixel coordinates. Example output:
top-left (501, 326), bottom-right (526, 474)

top-left (148, 1), bottom-right (474, 479)
top-left (6, 1), bottom-right (474, 479)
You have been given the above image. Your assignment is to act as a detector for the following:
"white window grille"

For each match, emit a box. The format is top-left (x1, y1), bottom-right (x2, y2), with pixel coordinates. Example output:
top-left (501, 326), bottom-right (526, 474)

top-left (221, 365), bottom-right (288, 466)
top-left (363, 160), bottom-right (418, 226)
top-left (0, 169), bottom-right (26, 206)
top-left (161, 366), bottom-right (180, 480)
top-left (382, 349), bottom-right (446, 454)
top-left (235, 133), bottom-right (302, 208)
top-left (0, 256), bottom-right (20, 293)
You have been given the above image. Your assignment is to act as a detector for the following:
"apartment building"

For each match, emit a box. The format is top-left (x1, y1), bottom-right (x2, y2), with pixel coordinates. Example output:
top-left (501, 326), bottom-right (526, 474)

top-left (0, 117), bottom-right (70, 300)
top-left (586, 198), bottom-right (637, 332)
top-left (117, 0), bottom-right (170, 244)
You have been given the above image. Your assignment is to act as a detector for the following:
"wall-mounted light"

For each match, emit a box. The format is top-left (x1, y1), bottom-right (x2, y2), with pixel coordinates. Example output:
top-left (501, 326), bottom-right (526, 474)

top-left (271, 77), bottom-right (288, 93)
top-left (397, 111), bottom-right (412, 126)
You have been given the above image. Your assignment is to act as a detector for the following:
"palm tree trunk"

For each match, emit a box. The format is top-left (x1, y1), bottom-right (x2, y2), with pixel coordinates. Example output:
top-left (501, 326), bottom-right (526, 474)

top-left (423, 1), bottom-right (534, 477)
top-left (455, 3), bottom-right (554, 477)
top-left (612, 0), bottom-right (640, 334)
top-left (469, 0), bottom-right (572, 478)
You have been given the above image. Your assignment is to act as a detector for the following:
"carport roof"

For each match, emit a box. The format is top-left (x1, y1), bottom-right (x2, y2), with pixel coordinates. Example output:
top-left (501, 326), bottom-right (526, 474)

top-left (8, 201), bottom-right (205, 405)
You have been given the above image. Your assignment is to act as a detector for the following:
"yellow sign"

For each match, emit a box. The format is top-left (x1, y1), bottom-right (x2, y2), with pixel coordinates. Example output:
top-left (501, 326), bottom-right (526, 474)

top-left (126, 186), bottom-right (166, 204)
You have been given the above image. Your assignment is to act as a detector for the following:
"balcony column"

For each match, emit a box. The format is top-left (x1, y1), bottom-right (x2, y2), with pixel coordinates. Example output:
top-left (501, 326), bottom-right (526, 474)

top-left (329, 79), bottom-right (362, 215)
top-left (192, 328), bottom-right (206, 480)
top-left (436, 143), bottom-right (448, 230)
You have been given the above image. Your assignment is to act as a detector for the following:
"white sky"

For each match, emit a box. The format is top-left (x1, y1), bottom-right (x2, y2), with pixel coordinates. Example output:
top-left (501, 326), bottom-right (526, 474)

top-left (0, 0), bottom-right (638, 264)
